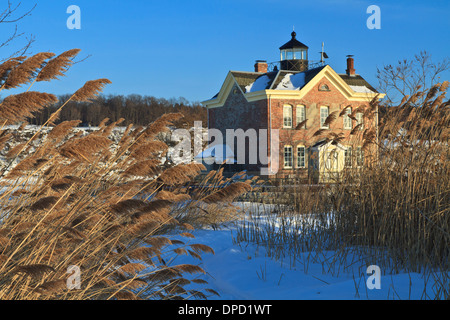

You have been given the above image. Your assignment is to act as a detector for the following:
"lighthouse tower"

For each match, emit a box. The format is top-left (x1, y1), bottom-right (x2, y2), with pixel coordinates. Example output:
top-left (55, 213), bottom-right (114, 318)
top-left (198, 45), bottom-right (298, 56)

top-left (279, 31), bottom-right (309, 72)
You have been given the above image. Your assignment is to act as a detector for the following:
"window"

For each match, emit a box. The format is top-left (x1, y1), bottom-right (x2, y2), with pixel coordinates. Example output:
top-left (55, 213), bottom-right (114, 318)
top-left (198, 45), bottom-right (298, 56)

top-left (297, 146), bottom-right (306, 168)
top-left (286, 50), bottom-right (294, 60)
top-left (356, 112), bottom-right (364, 129)
top-left (325, 151), bottom-right (338, 171)
top-left (344, 147), bottom-right (352, 167)
top-left (356, 147), bottom-right (364, 167)
top-left (283, 105), bottom-right (293, 128)
top-left (284, 146), bottom-right (293, 168)
top-left (294, 49), bottom-right (303, 59)
top-left (320, 106), bottom-right (329, 129)
top-left (296, 105), bottom-right (306, 128)
top-left (344, 107), bottom-right (352, 129)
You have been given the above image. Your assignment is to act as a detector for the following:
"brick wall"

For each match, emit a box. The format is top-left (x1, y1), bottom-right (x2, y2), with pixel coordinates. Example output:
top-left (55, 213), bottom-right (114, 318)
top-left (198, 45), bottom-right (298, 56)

top-left (207, 76), bottom-right (378, 177)
top-left (207, 84), bottom-right (269, 173)
top-left (271, 77), bottom-right (377, 177)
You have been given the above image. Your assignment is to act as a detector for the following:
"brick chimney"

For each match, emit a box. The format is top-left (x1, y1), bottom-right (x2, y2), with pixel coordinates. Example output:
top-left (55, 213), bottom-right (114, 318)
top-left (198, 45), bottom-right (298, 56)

top-left (254, 60), bottom-right (268, 73)
top-left (346, 55), bottom-right (355, 76)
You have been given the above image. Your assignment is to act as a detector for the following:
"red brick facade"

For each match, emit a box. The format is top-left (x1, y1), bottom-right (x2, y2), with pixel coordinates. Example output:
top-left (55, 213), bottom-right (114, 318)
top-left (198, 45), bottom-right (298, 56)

top-left (270, 76), bottom-right (376, 178)
top-left (206, 70), bottom-right (379, 179)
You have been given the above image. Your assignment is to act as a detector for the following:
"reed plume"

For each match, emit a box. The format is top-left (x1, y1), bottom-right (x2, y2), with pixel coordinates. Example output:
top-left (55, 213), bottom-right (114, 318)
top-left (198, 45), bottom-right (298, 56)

top-left (36, 49), bottom-right (81, 82)
top-left (0, 91), bottom-right (58, 124)
top-left (2, 52), bottom-right (54, 89)
top-left (322, 111), bottom-right (338, 127)
top-left (0, 50), bottom-right (254, 301)
top-left (72, 79), bottom-right (112, 102)
top-left (0, 56), bottom-right (26, 83)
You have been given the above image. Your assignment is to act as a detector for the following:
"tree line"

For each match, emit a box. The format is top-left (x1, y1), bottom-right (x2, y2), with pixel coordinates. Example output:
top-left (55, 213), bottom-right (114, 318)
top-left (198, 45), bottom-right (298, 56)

top-left (29, 94), bottom-right (207, 128)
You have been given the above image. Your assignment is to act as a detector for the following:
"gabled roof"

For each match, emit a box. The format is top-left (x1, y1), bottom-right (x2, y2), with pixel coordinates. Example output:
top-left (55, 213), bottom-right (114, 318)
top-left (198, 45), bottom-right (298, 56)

top-left (338, 73), bottom-right (378, 93)
top-left (203, 65), bottom-right (385, 108)
top-left (226, 66), bottom-right (327, 95)
top-left (270, 66), bottom-right (326, 90)
top-left (231, 71), bottom-right (277, 93)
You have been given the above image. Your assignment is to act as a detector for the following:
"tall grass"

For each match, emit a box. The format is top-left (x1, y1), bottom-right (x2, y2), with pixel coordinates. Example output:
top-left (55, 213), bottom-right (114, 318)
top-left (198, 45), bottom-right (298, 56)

top-left (0, 50), bottom-right (253, 299)
top-left (235, 83), bottom-right (449, 299)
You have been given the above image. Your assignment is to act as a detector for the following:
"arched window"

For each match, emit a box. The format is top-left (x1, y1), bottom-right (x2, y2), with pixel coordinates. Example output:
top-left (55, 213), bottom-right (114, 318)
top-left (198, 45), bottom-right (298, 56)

top-left (356, 147), bottom-right (364, 167)
top-left (297, 146), bottom-right (306, 168)
top-left (320, 106), bottom-right (329, 129)
top-left (344, 107), bottom-right (352, 129)
top-left (356, 112), bottom-right (364, 129)
top-left (344, 147), bottom-right (352, 167)
top-left (296, 105), bottom-right (306, 128)
top-left (284, 145), bottom-right (293, 168)
top-left (283, 104), bottom-right (293, 128)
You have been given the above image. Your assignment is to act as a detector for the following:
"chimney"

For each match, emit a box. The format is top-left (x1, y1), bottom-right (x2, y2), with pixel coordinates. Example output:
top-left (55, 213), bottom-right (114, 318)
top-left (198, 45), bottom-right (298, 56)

top-left (346, 55), bottom-right (355, 76)
top-left (254, 60), bottom-right (268, 73)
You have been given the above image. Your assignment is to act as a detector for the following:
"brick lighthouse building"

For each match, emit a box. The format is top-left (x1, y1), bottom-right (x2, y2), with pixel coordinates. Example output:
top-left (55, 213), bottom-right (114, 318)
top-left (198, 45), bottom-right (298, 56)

top-left (202, 31), bottom-right (385, 182)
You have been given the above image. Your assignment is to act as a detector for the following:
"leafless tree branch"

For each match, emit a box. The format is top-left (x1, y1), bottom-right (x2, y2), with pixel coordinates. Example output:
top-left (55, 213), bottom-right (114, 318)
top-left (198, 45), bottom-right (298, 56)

top-left (0, 1), bottom-right (37, 61)
top-left (377, 51), bottom-right (450, 106)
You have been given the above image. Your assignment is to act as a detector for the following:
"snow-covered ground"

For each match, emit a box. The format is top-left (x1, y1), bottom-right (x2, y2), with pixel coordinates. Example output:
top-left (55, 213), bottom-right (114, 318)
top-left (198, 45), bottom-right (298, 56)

top-left (171, 203), bottom-right (447, 300)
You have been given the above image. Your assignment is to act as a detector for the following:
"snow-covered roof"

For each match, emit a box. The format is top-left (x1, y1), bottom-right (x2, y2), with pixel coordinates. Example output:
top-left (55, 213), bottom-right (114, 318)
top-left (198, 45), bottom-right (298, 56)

top-left (204, 66), bottom-right (381, 105)
top-left (349, 85), bottom-right (374, 93)
top-left (245, 75), bottom-right (271, 93)
top-left (194, 144), bottom-right (236, 164)
top-left (241, 66), bottom-right (325, 94)
top-left (274, 72), bottom-right (306, 90)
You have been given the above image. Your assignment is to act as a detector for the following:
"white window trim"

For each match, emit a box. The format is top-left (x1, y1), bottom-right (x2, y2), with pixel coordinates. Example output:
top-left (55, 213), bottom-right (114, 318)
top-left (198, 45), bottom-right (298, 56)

top-left (296, 145), bottom-right (306, 168)
top-left (344, 146), bottom-right (352, 168)
top-left (356, 112), bottom-right (364, 130)
top-left (284, 145), bottom-right (293, 169)
top-left (296, 105), bottom-right (306, 129)
top-left (344, 107), bottom-right (352, 130)
top-left (356, 147), bottom-right (364, 167)
top-left (320, 106), bottom-right (329, 129)
top-left (283, 104), bottom-right (293, 129)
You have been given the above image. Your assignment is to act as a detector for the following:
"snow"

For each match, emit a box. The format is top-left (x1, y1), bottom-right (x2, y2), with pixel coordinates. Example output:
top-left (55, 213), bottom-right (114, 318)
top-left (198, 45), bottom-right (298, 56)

top-left (170, 202), bottom-right (447, 300)
top-left (194, 144), bottom-right (236, 164)
top-left (245, 75), bottom-right (271, 93)
top-left (349, 85), bottom-right (374, 93)
top-left (275, 73), bottom-right (306, 90)
top-left (245, 72), bottom-right (307, 93)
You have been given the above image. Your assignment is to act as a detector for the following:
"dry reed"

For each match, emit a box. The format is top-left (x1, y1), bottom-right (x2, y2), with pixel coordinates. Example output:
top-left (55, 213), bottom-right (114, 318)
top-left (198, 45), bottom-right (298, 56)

top-left (0, 50), bottom-right (253, 300)
top-left (234, 83), bottom-right (449, 300)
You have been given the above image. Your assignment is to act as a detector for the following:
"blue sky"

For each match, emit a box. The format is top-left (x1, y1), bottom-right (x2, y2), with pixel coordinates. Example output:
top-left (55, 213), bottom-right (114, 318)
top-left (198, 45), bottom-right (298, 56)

top-left (2, 0), bottom-right (449, 103)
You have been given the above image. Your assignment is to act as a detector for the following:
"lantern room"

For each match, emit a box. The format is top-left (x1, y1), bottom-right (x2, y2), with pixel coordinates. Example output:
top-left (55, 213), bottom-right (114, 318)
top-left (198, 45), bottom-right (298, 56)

top-left (279, 31), bottom-right (309, 72)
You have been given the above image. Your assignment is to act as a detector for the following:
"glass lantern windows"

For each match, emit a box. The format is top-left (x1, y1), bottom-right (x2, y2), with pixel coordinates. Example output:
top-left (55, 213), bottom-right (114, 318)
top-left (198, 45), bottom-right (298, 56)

top-left (280, 49), bottom-right (307, 61)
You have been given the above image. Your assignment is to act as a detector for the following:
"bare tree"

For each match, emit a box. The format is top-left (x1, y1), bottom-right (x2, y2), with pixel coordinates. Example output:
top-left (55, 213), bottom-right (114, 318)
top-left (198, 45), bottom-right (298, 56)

top-left (0, 1), bottom-right (36, 61)
top-left (377, 51), bottom-right (450, 106)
